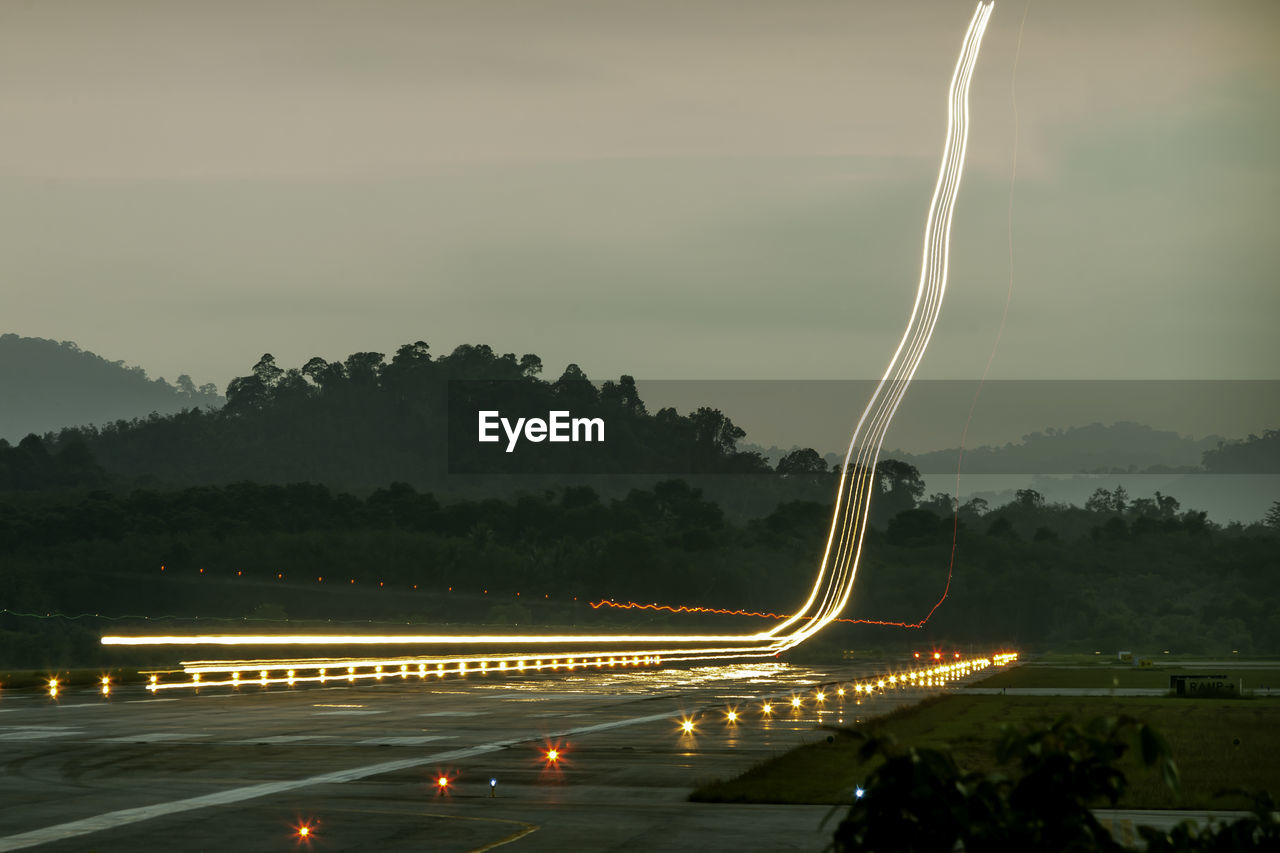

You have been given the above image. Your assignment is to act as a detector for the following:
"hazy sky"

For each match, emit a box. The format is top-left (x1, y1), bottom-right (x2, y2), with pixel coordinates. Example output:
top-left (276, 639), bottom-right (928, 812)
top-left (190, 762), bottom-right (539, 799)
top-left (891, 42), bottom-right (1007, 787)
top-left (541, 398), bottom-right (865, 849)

top-left (2, 0), bottom-right (1277, 393)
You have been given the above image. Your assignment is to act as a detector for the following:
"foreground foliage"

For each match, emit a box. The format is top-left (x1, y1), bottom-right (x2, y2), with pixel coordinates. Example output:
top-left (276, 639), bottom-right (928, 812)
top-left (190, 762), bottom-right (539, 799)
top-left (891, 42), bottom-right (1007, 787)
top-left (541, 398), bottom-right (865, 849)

top-left (829, 715), bottom-right (1276, 852)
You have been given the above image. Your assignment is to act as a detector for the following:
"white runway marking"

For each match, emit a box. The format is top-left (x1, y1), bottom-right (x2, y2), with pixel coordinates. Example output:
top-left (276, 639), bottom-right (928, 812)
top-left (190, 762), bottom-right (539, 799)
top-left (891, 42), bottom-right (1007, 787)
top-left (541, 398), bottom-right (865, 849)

top-left (228, 735), bottom-right (328, 744)
top-left (96, 733), bottom-right (211, 743)
top-left (312, 710), bottom-right (384, 716)
top-left (0, 710), bottom-right (674, 851)
top-left (125, 698), bottom-right (179, 704)
top-left (420, 710), bottom-right (485, 717)
top-left (52, 703), bottom-right (109, 710)
top-left (0, 726), bottom-right (82, 741)
top-left (356, 735), bottom-right (454, 746)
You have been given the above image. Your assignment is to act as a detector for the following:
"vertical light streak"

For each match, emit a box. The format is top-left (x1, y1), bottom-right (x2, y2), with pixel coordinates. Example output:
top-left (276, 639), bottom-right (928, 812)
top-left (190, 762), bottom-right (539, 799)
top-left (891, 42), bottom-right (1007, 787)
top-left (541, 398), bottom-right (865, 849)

top-left (768, 0), bottom-right (994, 646)
top-left (100, 3), bottom-right (995, 683)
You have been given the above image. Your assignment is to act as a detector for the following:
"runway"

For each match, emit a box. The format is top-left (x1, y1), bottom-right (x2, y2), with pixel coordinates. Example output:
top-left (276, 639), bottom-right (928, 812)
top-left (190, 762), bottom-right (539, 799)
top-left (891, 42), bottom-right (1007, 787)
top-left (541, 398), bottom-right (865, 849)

top-left (0, 660), bottom-right (973, 851)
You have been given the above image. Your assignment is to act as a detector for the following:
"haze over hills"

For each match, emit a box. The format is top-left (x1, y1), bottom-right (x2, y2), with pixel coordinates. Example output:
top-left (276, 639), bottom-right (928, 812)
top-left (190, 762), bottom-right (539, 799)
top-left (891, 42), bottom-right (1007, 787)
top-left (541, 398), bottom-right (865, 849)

top-left (753, 421), bottom-right (1273, 477)
top-left (0, 334), bottom-right (223, 442)
top-left (884, 422), bottom-right (1223, 475)
top-left (4, 336), bottom-right (1277, 485)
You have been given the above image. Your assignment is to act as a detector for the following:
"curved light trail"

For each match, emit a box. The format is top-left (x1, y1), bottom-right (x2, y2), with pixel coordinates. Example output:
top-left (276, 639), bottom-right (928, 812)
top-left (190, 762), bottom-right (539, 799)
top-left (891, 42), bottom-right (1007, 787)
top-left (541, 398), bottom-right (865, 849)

top-left (102, 2), bottom-right (996, 687)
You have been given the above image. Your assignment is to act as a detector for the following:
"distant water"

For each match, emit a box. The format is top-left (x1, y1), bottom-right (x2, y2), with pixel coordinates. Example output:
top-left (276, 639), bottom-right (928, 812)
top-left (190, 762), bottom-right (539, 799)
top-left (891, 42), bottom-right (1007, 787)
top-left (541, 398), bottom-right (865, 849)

top-left (919, 473), bottom-right (1277, 525)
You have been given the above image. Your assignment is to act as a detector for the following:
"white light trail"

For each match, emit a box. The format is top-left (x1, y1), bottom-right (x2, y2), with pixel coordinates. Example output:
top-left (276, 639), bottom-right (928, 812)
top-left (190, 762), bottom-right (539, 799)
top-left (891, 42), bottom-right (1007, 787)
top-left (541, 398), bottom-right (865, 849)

top-left (101, 2), bottom-right (996, 686)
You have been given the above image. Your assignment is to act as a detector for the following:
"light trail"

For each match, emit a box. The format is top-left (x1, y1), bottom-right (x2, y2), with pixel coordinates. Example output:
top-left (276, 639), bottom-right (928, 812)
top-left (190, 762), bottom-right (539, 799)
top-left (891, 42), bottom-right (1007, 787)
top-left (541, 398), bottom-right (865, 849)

top-left (587, 599), bottom-right (938, 629)
top-left (100, 2), bottom-right (996, 687)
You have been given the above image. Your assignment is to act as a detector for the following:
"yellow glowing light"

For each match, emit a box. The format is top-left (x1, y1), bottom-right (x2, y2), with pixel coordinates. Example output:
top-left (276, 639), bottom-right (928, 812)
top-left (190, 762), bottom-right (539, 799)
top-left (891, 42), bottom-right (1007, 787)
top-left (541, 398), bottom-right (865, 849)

top-left (94, 4), bottom-right (996, 682)
top-left (726, 709), bottom-right (738, 723)
top-left (681, 719), bottom-right (695, 734)
top-left (791, 696), bottom-right (802, 708)
top-left (762, 703), bottom-right (773, 715)
top-left (816, 691), bottom-right (826, 703)
top-left (837, 687), bottom-right (845, 697)
top-left (546, 749), bottom-right (559, 762)
top-left (297, 825), bottom-right (311, 839)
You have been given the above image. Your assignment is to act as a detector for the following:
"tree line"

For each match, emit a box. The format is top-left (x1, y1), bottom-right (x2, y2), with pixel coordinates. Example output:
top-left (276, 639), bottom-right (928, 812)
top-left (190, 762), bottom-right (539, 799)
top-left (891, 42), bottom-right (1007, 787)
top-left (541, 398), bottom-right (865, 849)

top-left (2, 475), bottom-right (1276, 668)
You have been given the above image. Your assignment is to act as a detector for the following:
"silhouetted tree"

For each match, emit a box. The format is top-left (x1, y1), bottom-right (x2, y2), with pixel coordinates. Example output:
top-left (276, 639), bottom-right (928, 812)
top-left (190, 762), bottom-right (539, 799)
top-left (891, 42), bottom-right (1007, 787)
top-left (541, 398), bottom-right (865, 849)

top-left (777, 448), bottom-right (829, 476)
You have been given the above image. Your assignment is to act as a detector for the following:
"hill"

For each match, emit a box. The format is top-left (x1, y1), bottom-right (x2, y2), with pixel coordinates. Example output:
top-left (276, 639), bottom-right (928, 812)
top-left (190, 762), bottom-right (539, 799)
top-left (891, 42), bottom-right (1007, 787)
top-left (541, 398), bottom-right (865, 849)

top-left (44, 342), bottom-right (772, 490)
top-left (0, 334), bottom-right (222, 442)
top-left (883, 422), bottom-right (1223, 475)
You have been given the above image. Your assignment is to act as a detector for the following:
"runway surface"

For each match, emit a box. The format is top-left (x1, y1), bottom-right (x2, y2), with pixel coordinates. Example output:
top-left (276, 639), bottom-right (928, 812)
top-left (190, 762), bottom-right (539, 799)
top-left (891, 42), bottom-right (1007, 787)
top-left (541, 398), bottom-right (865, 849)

top-left (0, 659), bottom-right (968, 852)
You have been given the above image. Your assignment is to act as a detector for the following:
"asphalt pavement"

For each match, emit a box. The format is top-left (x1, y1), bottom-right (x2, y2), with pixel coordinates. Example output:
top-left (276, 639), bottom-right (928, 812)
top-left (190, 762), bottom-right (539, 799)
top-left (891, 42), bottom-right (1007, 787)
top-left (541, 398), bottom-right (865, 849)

top-left (0, 659), bottom-right (936, 852)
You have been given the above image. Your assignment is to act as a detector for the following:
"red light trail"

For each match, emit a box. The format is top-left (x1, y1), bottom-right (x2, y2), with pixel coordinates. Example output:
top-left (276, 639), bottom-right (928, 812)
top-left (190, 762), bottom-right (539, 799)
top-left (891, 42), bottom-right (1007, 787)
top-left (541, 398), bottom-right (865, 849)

top-left (588, 599), bottom-right (941, 629)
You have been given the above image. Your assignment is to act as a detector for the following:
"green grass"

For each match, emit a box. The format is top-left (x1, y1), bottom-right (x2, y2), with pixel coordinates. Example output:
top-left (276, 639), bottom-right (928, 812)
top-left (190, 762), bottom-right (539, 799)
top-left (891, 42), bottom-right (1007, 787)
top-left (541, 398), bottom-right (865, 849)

top-left (691, 694), bottom-right (1280, 809)
top-left (972, 664), bottom-right (1280, 691)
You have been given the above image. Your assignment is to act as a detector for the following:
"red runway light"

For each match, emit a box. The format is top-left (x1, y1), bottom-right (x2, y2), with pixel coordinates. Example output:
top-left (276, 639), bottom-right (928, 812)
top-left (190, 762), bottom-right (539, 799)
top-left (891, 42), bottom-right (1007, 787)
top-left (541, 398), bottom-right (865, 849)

top-left (294, 820), bottom-right (317, 843)
top-left (541, 738), bottom-right (568, 770)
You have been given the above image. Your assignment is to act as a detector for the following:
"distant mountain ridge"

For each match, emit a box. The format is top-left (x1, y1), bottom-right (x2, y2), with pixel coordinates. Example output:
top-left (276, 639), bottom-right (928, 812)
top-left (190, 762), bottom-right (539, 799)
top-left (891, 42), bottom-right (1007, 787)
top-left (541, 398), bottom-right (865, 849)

top-left (0, 334), bottom-right (223, 442)
top-left (746, 422), bottom-right (1235, 475)
top-left (884, 422), bottom-right (1224, 474)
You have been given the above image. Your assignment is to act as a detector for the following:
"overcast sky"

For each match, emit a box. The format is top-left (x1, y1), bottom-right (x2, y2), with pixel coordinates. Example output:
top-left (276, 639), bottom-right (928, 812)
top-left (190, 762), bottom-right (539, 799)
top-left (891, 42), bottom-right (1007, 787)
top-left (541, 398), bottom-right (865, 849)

top-left (2, 0), bottom-right (1277, 396)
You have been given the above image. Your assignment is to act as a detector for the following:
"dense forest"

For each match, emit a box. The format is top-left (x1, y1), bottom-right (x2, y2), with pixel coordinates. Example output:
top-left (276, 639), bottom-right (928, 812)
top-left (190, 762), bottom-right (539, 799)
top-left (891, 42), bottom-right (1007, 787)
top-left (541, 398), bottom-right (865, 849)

top-left (1, 340), bottom-right (1277, 668)
top-left (37, 343), bottom-right (772, 488)
top-left (2, 475), bottom-right (1277, 668)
